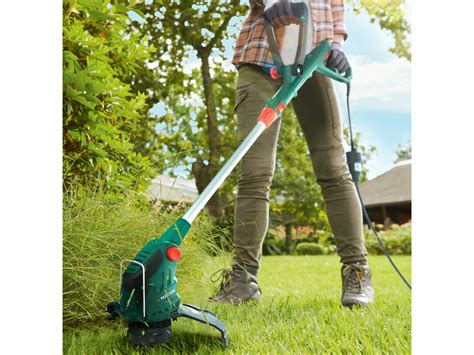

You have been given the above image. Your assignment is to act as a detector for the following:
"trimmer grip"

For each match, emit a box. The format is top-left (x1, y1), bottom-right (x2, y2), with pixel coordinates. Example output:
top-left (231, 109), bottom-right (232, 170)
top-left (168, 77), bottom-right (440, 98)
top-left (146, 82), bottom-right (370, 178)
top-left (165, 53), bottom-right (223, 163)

top-left (316, 64), bottom-right (352, 84)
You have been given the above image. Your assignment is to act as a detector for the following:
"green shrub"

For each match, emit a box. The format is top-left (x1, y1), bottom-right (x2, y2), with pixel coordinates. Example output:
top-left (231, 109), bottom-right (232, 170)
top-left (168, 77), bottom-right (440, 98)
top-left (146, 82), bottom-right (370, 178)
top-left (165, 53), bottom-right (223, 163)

top-left (263, 237), bottom-right (286, 256)
top-left (365, 222), bottom-right (411, 255)
top-left (63, 0), bottom-right (156, 195)
top-left (296, 242), bottom-right (326, 255)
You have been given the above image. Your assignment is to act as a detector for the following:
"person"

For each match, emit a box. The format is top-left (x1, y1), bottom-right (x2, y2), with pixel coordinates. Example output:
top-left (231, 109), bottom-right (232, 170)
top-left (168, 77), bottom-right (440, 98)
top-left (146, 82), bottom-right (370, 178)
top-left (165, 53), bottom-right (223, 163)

top-left (210, 0), bottom-right (374, 308)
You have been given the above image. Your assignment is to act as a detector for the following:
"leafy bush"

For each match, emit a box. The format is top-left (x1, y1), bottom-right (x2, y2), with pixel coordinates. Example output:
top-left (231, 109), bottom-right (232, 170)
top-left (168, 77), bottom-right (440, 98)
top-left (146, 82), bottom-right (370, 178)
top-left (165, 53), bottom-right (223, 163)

top-left (263, 237), bottom-right (287, 256)
top-left (63, 183), bottom-right (226, 328)
top-left (296, 243), bottom-right (326, 255)
top-left (365, 222), bottom-right (411, 255)
top-left (63, 0), bottom-right (155, 195)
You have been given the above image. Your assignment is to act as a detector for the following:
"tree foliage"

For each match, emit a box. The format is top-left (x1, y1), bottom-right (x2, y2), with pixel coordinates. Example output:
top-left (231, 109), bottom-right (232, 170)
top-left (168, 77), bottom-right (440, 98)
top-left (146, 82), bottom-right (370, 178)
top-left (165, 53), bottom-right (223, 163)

top-left (63, 0), bottom-right (156, 196)
top-left (125, 0), bottom-right (247, 216)
top-left (395, 139), bottom-right (411, 163)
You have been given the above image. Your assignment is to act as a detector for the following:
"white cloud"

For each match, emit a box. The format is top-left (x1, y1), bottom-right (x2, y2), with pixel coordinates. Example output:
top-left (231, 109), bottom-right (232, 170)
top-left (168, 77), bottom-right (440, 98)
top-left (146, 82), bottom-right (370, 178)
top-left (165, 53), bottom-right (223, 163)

top-left (334, 55), bottom-right (411, 113)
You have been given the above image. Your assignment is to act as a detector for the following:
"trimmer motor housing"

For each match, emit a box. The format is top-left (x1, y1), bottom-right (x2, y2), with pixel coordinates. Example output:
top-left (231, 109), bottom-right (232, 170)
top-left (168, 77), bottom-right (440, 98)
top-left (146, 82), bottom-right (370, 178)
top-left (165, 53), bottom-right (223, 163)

top-left (107, 219), bottom-right (228, 347)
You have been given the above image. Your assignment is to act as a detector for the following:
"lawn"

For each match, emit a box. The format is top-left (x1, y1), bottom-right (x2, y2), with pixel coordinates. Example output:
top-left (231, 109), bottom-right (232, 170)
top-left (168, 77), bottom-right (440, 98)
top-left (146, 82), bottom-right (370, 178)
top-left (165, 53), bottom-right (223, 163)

top-left (63, 255), bottom-right (411, 354)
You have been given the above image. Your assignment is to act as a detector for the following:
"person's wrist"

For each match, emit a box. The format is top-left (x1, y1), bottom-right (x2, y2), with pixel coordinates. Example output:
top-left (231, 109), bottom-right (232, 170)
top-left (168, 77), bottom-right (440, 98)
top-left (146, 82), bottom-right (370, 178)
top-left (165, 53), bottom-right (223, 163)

top-left (332, 33), bottom-right (346, 48)
top-left (330, 41), bottom-right (342, 51)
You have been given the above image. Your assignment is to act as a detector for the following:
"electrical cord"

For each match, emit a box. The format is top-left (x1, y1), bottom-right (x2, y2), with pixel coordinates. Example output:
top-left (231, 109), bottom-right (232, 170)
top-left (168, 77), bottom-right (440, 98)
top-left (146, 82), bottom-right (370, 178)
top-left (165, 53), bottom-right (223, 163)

top-left (345, 83), bottom-right (412, 290)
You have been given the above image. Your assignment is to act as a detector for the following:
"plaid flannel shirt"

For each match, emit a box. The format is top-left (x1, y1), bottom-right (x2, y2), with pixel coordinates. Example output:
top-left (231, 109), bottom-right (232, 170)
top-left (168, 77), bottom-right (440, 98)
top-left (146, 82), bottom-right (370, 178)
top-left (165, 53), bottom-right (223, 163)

top-left (232, 0), bottom-right (348, 68)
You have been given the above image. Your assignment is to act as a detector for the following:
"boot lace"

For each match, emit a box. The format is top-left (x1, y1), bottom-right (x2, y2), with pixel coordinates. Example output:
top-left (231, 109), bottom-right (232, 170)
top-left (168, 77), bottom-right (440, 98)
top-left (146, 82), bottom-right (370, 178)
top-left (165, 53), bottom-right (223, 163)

top-left (343, 264), bottom-right (365, 294)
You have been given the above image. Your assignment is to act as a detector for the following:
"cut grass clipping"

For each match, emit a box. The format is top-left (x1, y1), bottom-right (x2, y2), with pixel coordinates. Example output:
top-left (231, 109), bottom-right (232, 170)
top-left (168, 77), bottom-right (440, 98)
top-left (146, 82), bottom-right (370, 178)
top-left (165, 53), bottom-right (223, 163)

top-left (64, 187), bottom-right (411, 353)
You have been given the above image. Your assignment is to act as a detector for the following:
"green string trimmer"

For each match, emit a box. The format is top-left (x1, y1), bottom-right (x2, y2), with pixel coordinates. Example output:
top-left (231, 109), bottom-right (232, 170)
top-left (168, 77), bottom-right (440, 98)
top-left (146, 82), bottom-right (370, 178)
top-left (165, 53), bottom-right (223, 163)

top-left (107, 0), bottom-right (409, 348)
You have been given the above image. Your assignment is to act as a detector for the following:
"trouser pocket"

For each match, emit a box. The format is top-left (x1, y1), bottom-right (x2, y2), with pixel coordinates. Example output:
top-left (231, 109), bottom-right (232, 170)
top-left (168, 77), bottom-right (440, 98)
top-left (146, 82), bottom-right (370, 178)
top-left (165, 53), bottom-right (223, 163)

top-left (233, 89), bottom-right (248, 112)
top-left (326, 87), bottom-right (342, 143)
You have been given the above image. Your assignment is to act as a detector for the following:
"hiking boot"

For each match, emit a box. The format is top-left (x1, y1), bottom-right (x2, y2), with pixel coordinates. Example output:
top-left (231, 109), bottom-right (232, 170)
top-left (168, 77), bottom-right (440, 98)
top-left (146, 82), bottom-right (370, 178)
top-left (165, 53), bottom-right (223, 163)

top-left (341, 263), bottom-right (374, 308)
top-left (209, 267), bottom-right (261, 305)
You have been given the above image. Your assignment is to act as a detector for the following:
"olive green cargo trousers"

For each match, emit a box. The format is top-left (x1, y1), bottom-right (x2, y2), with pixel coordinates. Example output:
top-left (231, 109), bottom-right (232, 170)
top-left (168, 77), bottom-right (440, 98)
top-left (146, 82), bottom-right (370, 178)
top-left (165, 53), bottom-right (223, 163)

top-left (233, 64), bottom-right (367, 273)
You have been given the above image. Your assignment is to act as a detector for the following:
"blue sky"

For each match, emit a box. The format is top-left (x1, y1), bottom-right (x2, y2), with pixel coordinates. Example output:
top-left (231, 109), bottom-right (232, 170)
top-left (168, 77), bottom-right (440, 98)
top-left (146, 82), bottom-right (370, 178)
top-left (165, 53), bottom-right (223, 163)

top-left (146, 2), bottom-right (411, 180)
top-left (336, 8), bottom-right (411, 179)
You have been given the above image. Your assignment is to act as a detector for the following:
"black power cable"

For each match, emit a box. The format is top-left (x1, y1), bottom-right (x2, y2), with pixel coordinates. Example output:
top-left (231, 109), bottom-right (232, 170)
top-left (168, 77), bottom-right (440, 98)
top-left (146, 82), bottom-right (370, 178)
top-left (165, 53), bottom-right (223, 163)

top-left (345, 83), bottom-right (412, 290)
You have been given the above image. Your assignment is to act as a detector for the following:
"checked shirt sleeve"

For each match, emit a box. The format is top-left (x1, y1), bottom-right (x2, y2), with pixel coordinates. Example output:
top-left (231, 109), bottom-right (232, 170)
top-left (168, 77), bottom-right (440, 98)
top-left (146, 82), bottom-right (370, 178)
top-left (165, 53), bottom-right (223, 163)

top-left (331, 0), bottom-right (348, 43)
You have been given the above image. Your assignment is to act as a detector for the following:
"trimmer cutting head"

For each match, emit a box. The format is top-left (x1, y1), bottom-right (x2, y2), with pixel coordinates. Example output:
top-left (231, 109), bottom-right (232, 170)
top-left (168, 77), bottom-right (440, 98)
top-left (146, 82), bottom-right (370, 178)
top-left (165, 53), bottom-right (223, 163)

top-left (126, 320), bottom-right (172, 346)
top-left (106, 220), bottom-right (228, 347)
top-left (107, 302), bottom-right (228, 347)
top-left (109, 304), bottom-right (228, 346)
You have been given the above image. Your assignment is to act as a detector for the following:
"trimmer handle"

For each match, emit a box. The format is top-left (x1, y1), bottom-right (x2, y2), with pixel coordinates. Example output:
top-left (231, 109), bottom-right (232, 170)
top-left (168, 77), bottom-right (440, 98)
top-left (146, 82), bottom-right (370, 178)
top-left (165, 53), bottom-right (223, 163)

top-left (316, 63), bottom-right (352, 84)
top-left (264, 40), bottom-right (352, 84)
top-left (265, 62), bottom-right (352, 83)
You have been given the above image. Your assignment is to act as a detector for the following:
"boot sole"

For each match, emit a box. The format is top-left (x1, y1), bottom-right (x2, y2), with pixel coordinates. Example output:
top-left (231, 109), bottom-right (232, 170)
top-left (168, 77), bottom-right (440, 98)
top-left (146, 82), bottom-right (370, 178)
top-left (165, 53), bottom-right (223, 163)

top-left (341, 297), bottom-right (373, 309)
top-left (209, 291), bottom-right (262, 305)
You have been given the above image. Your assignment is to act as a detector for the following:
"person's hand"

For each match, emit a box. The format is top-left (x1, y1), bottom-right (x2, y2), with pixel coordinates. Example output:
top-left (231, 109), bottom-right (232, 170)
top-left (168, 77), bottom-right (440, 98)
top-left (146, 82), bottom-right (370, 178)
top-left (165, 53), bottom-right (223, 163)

top-left (326, 42), bottom-right (350, 74)
top-left (264, 0), bottom-right (300, 27)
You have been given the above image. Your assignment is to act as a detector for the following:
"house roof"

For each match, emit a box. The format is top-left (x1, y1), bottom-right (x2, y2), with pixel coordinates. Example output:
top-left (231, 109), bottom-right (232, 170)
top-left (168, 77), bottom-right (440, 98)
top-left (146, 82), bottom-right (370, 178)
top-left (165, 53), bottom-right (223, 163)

top-left (358, 160), bottom-right (411, 207)
top-left (147, 175), bottom-right (198, 203)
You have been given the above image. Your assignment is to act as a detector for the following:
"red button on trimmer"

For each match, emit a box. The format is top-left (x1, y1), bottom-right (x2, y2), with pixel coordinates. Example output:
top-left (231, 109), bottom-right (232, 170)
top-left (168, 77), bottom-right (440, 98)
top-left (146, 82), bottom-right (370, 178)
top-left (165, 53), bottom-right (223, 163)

top-left (270, 66), bottom-right (279, 79)
top-left (166, 246), bottom-right (181, 261)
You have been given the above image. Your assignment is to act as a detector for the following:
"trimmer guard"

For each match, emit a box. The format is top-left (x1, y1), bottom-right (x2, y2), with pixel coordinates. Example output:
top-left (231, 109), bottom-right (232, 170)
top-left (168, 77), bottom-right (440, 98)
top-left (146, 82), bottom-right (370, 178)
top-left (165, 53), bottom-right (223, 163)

top-left (107, 301), bottom-right (228, 347)
top-left (173, 304), bottom-right (228, 347)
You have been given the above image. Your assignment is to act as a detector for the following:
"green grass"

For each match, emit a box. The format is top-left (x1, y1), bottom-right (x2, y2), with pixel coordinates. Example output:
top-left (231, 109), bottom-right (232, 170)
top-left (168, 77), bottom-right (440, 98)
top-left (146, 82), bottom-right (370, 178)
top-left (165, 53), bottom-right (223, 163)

top-left (63, 255), bottom-right (411, 354)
